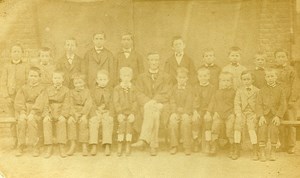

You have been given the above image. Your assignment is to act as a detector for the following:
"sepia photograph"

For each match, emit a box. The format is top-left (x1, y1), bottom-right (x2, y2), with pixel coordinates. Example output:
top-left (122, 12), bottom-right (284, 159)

top-left (0, 0), bottom-right (300, 177)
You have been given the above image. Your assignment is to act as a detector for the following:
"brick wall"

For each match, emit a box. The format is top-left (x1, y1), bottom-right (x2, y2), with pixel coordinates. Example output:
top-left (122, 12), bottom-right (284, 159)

top-left (0, 0), bottom-right (39, 66)
top-left (258, 0), bottom-right (294, 63)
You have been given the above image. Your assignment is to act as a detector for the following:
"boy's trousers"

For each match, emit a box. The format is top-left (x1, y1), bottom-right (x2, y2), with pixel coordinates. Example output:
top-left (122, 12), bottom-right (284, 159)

top-left (68, 116), bottom-right (89, 143)
top-left (258, 113), bottom-right (279, 147)
top-left (234, 107), bottom-right (257, 144)
top-left (17, 115), bottom-right (43, 147)
top-left (211, 113), bottom-right (235, 143)
top-left (169, 114), bottom-right (192, 149)
top-left (43, 116), bottom-right (67, 145)
top-left (117, 114), bottom-right (134, 142)
top-left (89, 112), bottom-right (113, 145)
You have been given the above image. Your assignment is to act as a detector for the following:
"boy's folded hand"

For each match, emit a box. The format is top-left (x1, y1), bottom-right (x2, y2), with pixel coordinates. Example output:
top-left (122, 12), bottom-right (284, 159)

top-left (272, 116), bottom-right (280, 126)
top-left (259, 116), bottom-right (266, 126)
top-left (44, 115), bottom-right (52, 122)
top-left (117, 114), bottom-right (125, 123)
top-left (58, 115), bottom-right (65, 121)
top-left (27, 113), bottom-right (34, 121)
top-left (128, 114), bottom-right (135, 123)
top-left (204, 112), bottom-right (212, 122)
top-left (19, 114), bottom-right (27, 120)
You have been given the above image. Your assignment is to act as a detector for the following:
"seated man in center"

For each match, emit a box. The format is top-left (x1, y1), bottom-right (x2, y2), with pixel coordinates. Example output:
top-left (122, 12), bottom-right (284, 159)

top-left (132, 52), bottom-right (172, 156)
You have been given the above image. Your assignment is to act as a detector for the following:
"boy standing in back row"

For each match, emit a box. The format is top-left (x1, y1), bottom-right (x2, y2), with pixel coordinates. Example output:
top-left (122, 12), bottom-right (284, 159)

top-left (164, 36), bottom-right (196, 85)
top-left (222, 46), bottom-right (247, 89)
top-left (82, 32), bottom-right (116, 88)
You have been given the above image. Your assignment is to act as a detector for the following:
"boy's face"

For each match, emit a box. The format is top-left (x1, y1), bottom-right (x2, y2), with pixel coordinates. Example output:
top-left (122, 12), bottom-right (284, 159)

top-left (52, 73), bottom-right (64, 86)
top-left (28, 70), bottom-right (40, 85)
top-left (254, 56), bottom-right (266, 68)
top-left (93, 34), bottom-right (106, 48)
top-left (96, 73), bottom-right (109, 87)
top-left (11, 46), bottom-right (23, 61)
top-left (241, 73), bottom-right (253, 87)
top-left (203, 51), bottom-right (215, 64)
top-left (275, 52), bottom-right (288, 66)
top-left (229, 51), bottom-right (241, 64)
top-left (148, 54), bottom-right (160, 71)
top-left (120, 71), bottom-right (132, 83)
top-left (176, 73), bottom-right (188, 86)
top-left (73, 78), bottom-right (85, 91)
top-left (65, 40), bottom-right (77, 53)
top-left (40, 51), bottom-right (51, 65)
top-left (219, 76), bottom-right (232, 89)
top-left (197, 70), bottom-right (210, 84)
top-left (172, 39), bottom-right (185, 53)
top-left (265, 71), bottom-right (277, 85)
top-left (121, 35), bottom-right (133, 49)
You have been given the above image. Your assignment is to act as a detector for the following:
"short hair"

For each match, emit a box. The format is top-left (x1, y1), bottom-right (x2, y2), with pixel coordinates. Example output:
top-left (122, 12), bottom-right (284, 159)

top-left (202, 48), bottom-right (215, 56)
top-left (177, 67), bottom-right (189, 76)
top-left (39, 47), bottom-right (51, 55)
top-left (29, 66), bottom-right (41, 77)
top-left (121, 32), bottom-right (134, 40)
top-left (264, 68), bottom-right (278, 76)
top-left (72, 73), bottom-right (86, 81)
top-left (219, 71), bottom-right (233, 81)
top-left (274, 49), bottom-right (289, 58)
top-left (10, 43), bottom-right (24, 53)
top-left (171, 35), bottom-right (184, 45)
top-left (93, 32), bottom-right (106, 39)
top-left (120, 67), bottom-right (133, 76)
top-left (240, 70), bottom-right (255, 80)
top-left (53, 70), bottom-right (65, 77)
top-left (197, 66), bottom-right (210, 75)
top-left (97, 69), bottom-right (109, 78)
top-left (228, 46), bottom-right (241, 55)
top-left (65, 37), bottom-right (77, 45)
top-left (147, 51), bottom-right (159, 57)
top-left (254, 51), bottom-right (267, 60)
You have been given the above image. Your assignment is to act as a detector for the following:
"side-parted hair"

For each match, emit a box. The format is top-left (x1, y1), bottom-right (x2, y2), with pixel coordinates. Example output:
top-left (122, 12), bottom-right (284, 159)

top-left (39, 47), bottom-right (51, 56)
top-left (120, 67), bottom-right (133, 76)
top-left (202, 48), bottom-right (215, 56)
top-left (97, 69), bottom-right (109, 78)
top-left (171, 35), bottom-right (184, 46)
top-left (264, 68), bottom-right (278, 76)
top-left (197, 66), bottom-right (210, 75)
top-left (72, 73), bottom-right (86, 82)
top-left (177, 67), bottom-right (189, 76)
top-left (254, 51), bottom-right (267, 60)
top-left (93, 32), bottom-right (106, 39)
top-left (240, 70), bottom-right (255, 80)
top-left (65, 37), bottom-right (77, 45)
top-left (228, 46), bottom-right (241, 55)
top-left (274, 49), bottom-right (289, 58)
top-left (10, 43), bottom-right (24, 53)
top-left (121, 32), bottom-right (134, 40)
top-left (29, 66), bottom-right (41, 77)
top-left (53, 70), bottom-right (65, 78)
top-left (219, 71), bottom-right (233, 81)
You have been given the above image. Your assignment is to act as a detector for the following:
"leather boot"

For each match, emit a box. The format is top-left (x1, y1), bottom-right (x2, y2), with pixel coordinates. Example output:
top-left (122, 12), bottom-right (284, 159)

top-left (117, 142), bottom-right (122, 157)
top-left (44, 145), bottom-right (52, 159)
top-left (66, 141), bottom-right (76, 156)
top-left (125, 142), bottom-right (131, 156)
top-left (269, 146), bottom-right (276, 161)
top-left (231, 143), bottom-right (239, 160)
top-left (59, 144), bottom-right (67, 158)
top-left (90, 144), bottom-right (97, 156)
top-left (252, 144), bottom-right (259, 161)
top-left (260, 146), bottom-right (266, 162)
top-left (82, 143), bottom-right (88, 156)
